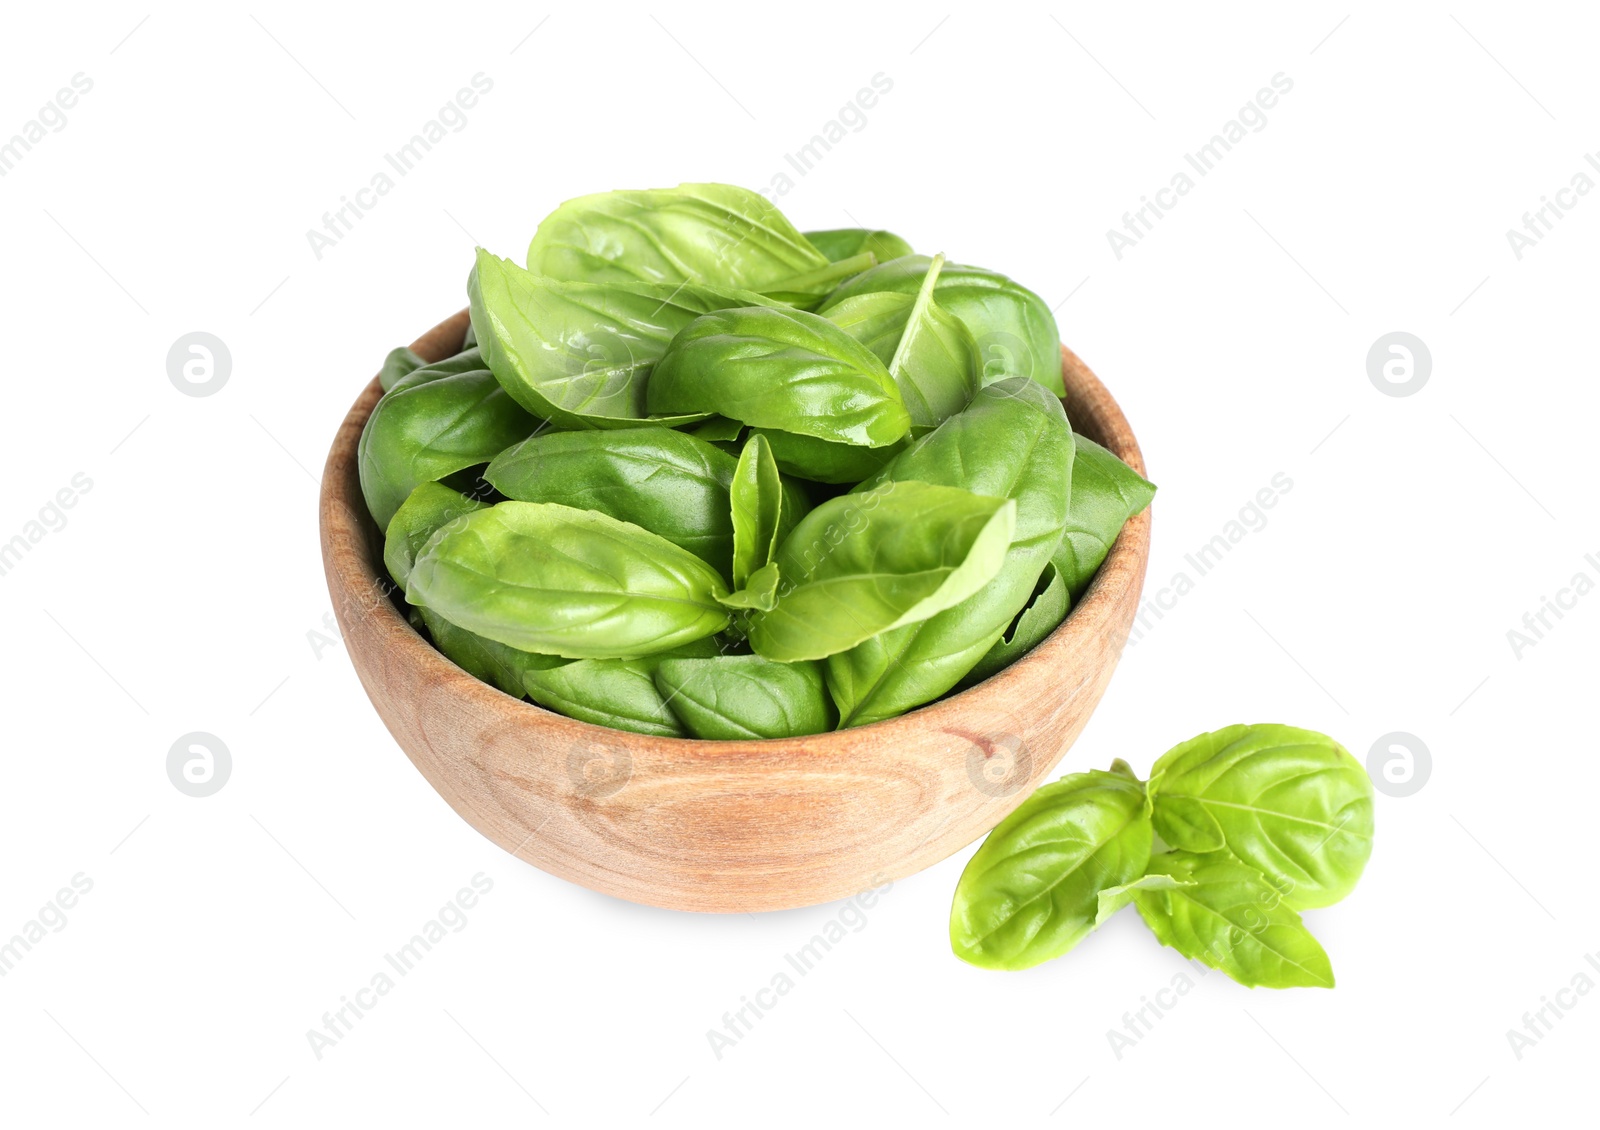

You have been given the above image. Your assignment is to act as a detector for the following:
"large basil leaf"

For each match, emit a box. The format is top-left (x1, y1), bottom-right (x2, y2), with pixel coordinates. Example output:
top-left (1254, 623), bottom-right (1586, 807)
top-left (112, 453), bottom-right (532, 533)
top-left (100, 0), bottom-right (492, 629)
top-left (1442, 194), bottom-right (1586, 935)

top-left (407, 501), bottom-right (731, 659)
top-left (654, 653), bottom-right (834, 739)
top-left (357, 347), bottom-right (537, 530)
top-left (959, 560), bottom-right (1070, 688)
top-left (525, 183), bottom-right (828, 296)
top-left (1134, 851), bottom-right (1336, 989)
top-left (468, 249), bottom-right (778, 430)
top-left (648, 305), bottom-right (911, 448)
top-left (949, 769), bottom-right (1152, 970)
top-left (1147, 725), bottom-right (1375, 910)
top-left (748, 480), bottom-right (1016, 662)
top-left (729, 433), bottom-right (784, 589)
top-left (825, 253), bottom-right (978, 433)
top-left (378, 345), bottom-right (425, 392)
top-left (804, 227), bottom-right (914, 265)
top-left (750, 428), bottom-right (904, 485)
top-left (1055, 433), bottom-right (1156, 599)
top-left (522, 637), bottom-right (722, 738)
top-left (819, 254), bottom-right (1064, 395)
top-left (486, 426), bottom-right (739, 581)
top-left (826, 379), bottom-right (1074, 727)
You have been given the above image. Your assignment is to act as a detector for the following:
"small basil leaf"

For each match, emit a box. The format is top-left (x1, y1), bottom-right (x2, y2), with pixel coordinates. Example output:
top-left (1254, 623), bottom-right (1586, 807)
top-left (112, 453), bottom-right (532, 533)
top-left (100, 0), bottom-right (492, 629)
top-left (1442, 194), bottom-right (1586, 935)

top-left (647, 305), bottom-right (911, 448)
top-left (687, 415), bottom-right (746, 444)
top-left (378, 345), bottom-right (425, 392)
top-left (382, 481), bottom-right (488, 592)
top-left (959, 560), bottom-right (1070, 688)
top-left (751, 428), bottom-right (904, 485)
top-left (804, 228), bottom-right (914, 265)
top-left (1095, 874), bottom-right (1192, 927)
top-left (730, 433), bottom-right (783, 588)
top-left (1147, 724), bottom-right (1375, 910)
top-left (1054, 433), bottom-right (1155, 599)
top-left (486, 426), bottom-right (738, 581)
top-left (750, 480), bottom-right (1016, 662)
top-left (522, 637), bottom-right (723, 738)
top-left (357, 347), bottom-right (538, 530)
top-left (407, 501), bottom-right (731, 659)
top-left (950, 770), bottom-right (1152, 970)
top-left (1134, 851), bottom-right (1336, 989)
top-left (654, 653), bottom-right (834, 739)
top-left (468, 249), bottom-right (779, 430)
top-left (420, 607), bottom-right (564, 698)
top-left (718, 561), bottom-right (780, 612)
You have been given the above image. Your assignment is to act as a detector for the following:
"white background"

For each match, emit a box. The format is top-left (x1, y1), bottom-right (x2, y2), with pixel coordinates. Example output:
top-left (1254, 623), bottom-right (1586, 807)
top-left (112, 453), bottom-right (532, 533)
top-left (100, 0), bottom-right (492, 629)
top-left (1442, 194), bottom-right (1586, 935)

top-left (1, 2), bottom-right (1594, 1126)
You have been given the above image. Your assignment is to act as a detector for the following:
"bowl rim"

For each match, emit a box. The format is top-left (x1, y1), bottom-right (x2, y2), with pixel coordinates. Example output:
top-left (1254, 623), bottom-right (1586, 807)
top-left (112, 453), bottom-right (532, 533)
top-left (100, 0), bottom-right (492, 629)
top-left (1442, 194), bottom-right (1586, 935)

top-left (320, 309), bottom-right (1150, 752)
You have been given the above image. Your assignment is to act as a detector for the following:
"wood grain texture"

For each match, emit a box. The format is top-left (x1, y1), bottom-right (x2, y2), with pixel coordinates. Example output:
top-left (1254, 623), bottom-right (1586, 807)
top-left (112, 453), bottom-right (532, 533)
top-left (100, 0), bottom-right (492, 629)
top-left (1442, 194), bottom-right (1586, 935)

top-left (320, 310), bottom-right (1151, 912)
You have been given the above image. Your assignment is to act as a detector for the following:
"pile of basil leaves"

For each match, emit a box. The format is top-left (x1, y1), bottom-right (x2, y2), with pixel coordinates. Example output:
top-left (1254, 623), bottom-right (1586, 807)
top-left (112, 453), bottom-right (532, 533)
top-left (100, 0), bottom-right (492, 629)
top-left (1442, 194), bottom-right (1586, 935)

top-left (359, 183), bottom-right (1154, 739)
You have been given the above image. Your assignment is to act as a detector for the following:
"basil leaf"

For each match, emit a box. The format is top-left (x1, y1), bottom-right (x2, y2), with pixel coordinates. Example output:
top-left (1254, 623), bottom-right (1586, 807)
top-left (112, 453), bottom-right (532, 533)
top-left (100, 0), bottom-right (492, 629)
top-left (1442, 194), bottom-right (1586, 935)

top-left (718, 560), bottom-right (780, 612)
top-left (526, 183), bottom-right (827, 294)
top-left (826, 253), bottom-right (978, 433)
top-left (819, 254), bottom-right (1064, 395)
top-left (654, 653), bottom-right (834, 739)
top-left (730, 433), bottom-right (784, 589)
top-left (1134, 851), bottom-right (1336, 989)
top-left (959, 560), bottom-right (1070, 688)
top-left (760, 252), bottom-right (877, 309)
top-left (420, 607), bottom-right (565, 697)
top-left (357, 347), bottom-right (537, 530)
top-left (1095, 874), bottom-right (1191, 927)
top-left (1147, 724), bottom-right (1375, 910)
top-left (382, 481), bottom-right (488, 592)
top-left (378, 345), bottom-right (425, 392)
top-left (826, 379), bottom-right (1074, 727)
top-left (750, 428), bottom-right (904, 485)
top-left (648, 305), bottom-right (911, 448)
top-left (522, 637), bottom-right (723, 738)
top-left (950, 769), bottom-right (1152, 970)
top-left (468, 249), bottom-right (778, 430)
top-left (804, 228), bottom-right (914, 265)
top-left (1055, 433), bottom-right (1156, 599)
top-left (749, 480), bottom-right (1016, 662)
top-left (407, 501), bottom-right (731, 659)
top-left (486, 426), bottom-right (739, 581)
top-left (687, 415), bottom-right (745, 444)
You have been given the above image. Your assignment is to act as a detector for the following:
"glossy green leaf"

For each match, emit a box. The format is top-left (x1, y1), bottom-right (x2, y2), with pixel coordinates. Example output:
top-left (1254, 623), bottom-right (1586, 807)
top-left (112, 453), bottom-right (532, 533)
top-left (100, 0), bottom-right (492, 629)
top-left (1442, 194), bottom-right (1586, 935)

top-left (420, 607), bottom-right (565, 698)
top-left (950, 770), bottom-right (1152, 970)
top-left (750, 428), bottom-right (904, 485)
top-left (718, 560), bottom-right (780, 612)
top-left (826, 254), bottom-right (978, 433)
top-left (522, 637), bottom-right (722, 738)
top-left (407, 501), bottom-right (731, 659)
top-left (654, 653), bottom-right (834, 739)
top-left (378, 345), bottom-right (425, 392)
top-left (382, 481), bottom-right (488, 591)
top-left (804, 228), bottom-right (914, 265)
top-left (468, 249), bottom-right (779, 430)
top-left (748, 480), bottom-right (1015, 662)
top-left (486, 426), bottom-right (738, 580)
top-left (357, 346), bottom-right (537, 530)
top-left (648, 305), bottom-right (911, 448)
top-left (820, 254), bottom-right (1064, 395)
top-left (1094, 873), bottom-right (1192, 927)
top-left (730, 433), bottom-right (784, 588)
top-left (526, 183), bottom-right (827, 295)
top-left (687, 415), bottom-right (745, 444)
top-left (1055, 433), bottom-right (1156, 599)
top-left (959, 560), bottom-right (1070, 688)
top-left (826, 379), bottom-right (1074, 727)
top-left (1134, 851), bottom-right (1336, 989)
top-left (1147, 724), bottom-right (1375, 910)
top-left (759, 252), bottom-right (877, 308)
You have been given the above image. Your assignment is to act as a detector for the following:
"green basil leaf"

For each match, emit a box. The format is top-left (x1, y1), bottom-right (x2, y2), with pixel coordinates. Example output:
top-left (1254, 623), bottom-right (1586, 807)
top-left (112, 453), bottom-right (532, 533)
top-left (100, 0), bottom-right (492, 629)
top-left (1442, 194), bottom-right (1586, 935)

top-left (759, 251), bottom-right (877, 308)
top-left (648, 305), bottom-right (911, 448)
top-left (749, 480), bottom-right (1016, 662)
top-left (1055, 433), bottom-right (1156, 599)
top-left (826, 253), bottom-right (978, 433)
top-left (1134, 851), bottom-right (1336, 989)
top-left (687, 415), bottom-right (746, 444)
top-left (1095, 873), bottom-right (1192, 927)
top-left (1147, 724), bottom-right (1375, 910)
top-left (730, 433), bottom-right (783, 588)
top-left (750, 428), bottom-right (905, 485)
top-left (420, 606), bottom-right (565, 698)
top-left (526, 182), bottom-right (827, 294)
top-left (718, 560), bottom-right (780, 612)
top-left (819, 254), bottom-right (1064, 395)
top-left (654, 653), bottom-right (834, 739)
top-left (383, 481), bottom-right (489, 591)
top-left (378, 345), bottom-right (425, 392)
top-left (826, 379), bottom-right (1074, 727)
top-left (804, 228), bottom-right (914, 265)
top-left (522, 637), bottom-right (723, 738)
top-left (407, 501), bottom-right (731, 659)
top-left (959, 560), bottom-right (1071, 688)
top-left (950, 770), bottom-right (1152, 970)
top-left (357, 347), bottom-right (538, 530)
top-left (486, 426), bottom-right (739, 581)
top-left (468, 249), bottom-right (779, 430)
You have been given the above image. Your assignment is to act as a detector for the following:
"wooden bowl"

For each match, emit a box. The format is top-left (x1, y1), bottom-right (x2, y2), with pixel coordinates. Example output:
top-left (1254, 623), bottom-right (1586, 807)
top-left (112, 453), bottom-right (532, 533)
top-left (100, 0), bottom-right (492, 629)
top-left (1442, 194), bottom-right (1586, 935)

top-left (320, 310), bottom-right (1150, 912)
